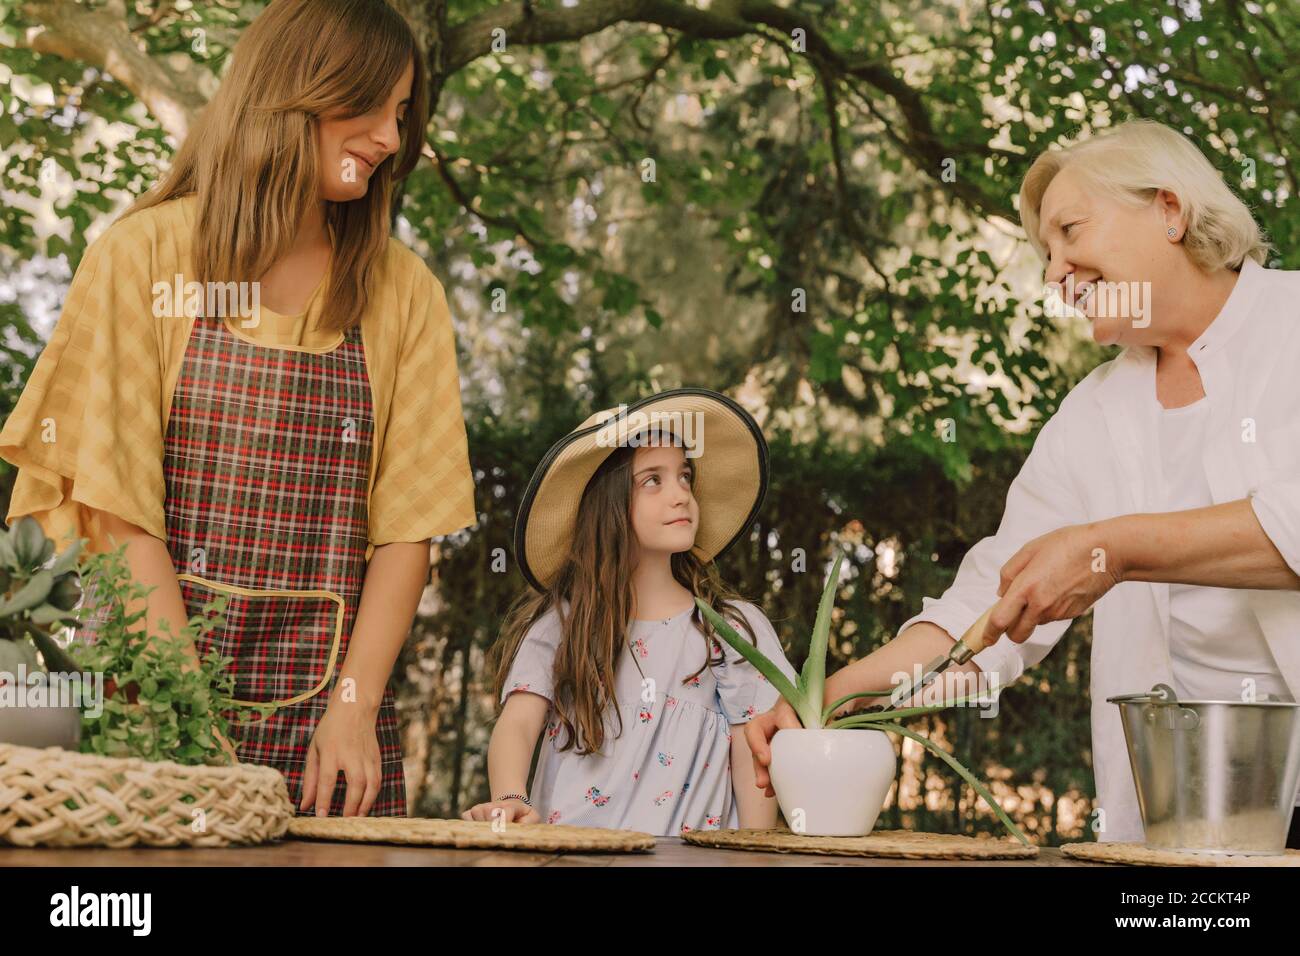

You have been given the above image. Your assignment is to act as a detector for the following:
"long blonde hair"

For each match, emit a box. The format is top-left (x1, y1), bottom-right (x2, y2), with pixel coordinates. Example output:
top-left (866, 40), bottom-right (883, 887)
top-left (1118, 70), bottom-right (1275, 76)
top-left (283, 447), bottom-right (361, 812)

top-left (125, 0), bottom-right (428, 331)
top-left (490, 440), bottom-right (762, 756)
top-left (1019, 119), bottom-right (1270, 273)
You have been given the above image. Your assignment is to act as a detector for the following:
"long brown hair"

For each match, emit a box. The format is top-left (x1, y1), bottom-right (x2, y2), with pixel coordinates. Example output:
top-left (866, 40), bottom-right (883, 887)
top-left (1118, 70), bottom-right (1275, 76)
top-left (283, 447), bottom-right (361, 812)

top-left (124, 0), bottom-right (428, 331)
top-left (490, 439), bottom-right (763, 756)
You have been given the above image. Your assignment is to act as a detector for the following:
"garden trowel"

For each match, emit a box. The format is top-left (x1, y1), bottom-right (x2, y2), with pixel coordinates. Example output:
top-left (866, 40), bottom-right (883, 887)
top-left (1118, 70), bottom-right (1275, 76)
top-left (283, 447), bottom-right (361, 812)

top-left (875, 605), bottom-right (999, 713)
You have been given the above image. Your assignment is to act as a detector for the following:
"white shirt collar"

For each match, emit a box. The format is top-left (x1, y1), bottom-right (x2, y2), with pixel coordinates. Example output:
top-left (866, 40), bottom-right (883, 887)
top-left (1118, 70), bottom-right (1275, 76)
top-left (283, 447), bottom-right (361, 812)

top-left (1097, 258), bottom-right (1269, 398)
top-left (1187, 257), bottom-right (1267, 359)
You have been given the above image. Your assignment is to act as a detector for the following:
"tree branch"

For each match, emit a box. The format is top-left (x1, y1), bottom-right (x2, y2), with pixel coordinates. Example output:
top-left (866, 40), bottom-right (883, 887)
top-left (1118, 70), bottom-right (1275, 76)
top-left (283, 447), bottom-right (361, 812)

top-left (446, 0), bottom-right (1017, 221)
top-left (444, 0), bottom-right (749, 73)
top-left (424, 143), bottom-right (547, 247)
top-left (13, 0), bottom-right (208, 141)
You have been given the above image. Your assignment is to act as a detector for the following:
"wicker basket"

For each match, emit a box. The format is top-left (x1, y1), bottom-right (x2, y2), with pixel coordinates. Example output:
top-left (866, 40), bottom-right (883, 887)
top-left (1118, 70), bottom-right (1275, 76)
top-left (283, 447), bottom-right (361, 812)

top-left (0, 743), bottom-right (295, 848)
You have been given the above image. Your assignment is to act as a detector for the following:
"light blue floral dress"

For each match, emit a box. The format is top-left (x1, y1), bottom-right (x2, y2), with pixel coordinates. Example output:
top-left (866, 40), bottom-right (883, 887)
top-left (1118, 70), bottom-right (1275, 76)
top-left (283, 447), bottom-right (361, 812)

top-left (500, 599), bottom-right (797, 837)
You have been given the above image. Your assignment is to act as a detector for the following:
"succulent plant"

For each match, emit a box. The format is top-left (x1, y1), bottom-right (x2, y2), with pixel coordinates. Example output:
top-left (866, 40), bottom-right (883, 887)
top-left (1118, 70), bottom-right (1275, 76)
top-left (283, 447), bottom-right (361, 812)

top-left (0, 516), bottom-right (85, 676)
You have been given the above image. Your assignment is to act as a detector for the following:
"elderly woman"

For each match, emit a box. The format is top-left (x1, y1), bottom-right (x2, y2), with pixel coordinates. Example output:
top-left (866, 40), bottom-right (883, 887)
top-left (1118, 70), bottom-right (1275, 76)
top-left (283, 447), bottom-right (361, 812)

top-left (748, 119), bottom-right (1300, 847)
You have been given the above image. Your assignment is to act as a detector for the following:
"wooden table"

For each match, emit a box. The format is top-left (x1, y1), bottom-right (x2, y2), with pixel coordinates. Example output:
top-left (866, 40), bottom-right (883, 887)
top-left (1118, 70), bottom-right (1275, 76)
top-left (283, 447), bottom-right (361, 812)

top-left (1, 838), bottom-right (1093, 866)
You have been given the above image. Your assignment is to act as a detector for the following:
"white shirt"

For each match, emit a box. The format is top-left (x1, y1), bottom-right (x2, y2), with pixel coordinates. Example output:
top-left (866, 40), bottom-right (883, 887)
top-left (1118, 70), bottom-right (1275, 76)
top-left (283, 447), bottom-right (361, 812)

top-left (1158, 396), bottom-right (1293, 706)
top-left (898, 257), bottom-right (1300, 842)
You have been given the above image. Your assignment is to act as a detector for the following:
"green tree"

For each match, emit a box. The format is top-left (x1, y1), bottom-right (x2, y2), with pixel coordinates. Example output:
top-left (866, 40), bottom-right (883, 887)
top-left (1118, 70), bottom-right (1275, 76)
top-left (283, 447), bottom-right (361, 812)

top-left (1, 0), bottom-right (1293, 842)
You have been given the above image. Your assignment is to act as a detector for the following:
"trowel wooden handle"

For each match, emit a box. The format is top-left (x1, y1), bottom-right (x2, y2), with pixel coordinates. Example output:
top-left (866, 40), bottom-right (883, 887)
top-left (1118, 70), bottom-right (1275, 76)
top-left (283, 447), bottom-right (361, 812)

top-left (952, 606), bottom-right (997, 663)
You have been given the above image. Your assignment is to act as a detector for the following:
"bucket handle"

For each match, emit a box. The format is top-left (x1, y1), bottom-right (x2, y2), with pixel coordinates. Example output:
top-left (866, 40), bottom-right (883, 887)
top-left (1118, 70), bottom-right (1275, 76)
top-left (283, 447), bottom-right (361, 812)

top-left (1108, 683), bottom-right (1200, 731)
top-left (1108, 683), bottom-right (1175, 704)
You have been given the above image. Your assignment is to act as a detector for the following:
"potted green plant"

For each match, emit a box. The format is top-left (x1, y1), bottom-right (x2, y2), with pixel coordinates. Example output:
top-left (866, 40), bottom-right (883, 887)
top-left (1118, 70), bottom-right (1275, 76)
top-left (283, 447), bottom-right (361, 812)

top-left (696, 553), bottom-right (1029, 845)
top-left (0, 516), bottom-right (264, 764)
top-left (70, 544), bottom-right (273, 766)
top-left (0, 518), bottom-right (87, 749)
top-left (0, 525), bottom-right (296, 848)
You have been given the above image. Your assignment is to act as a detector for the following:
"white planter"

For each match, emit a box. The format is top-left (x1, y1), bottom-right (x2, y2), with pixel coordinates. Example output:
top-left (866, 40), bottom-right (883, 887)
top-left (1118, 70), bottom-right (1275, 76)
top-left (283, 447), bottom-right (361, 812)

top-left (0, 701), bottom-right (82, 750)
top-left (769, 727), bottom-right (897, 836)
top-left (0, 655), bottom-right (83, 750)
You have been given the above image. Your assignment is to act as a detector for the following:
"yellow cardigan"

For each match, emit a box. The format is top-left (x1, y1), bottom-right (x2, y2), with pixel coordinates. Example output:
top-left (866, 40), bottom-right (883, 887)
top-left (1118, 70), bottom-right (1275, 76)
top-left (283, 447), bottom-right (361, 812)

top-left (0, 195), bottom-right (477, 561)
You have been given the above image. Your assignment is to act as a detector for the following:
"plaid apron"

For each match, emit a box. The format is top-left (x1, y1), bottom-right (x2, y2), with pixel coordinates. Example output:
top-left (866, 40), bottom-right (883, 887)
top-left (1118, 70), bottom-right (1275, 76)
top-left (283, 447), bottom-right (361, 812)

top-left (158, 314), bottom-right (406, 816)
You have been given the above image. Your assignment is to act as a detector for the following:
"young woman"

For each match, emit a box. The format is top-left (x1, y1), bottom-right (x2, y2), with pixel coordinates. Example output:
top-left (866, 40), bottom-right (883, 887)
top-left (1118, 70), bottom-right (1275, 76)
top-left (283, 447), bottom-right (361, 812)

top-left (745, 119), bottom-right (1300, 847)
top-left (0, 0), bottom-right (477, 817)
top-left (462, 389), bottom-right (797, 835)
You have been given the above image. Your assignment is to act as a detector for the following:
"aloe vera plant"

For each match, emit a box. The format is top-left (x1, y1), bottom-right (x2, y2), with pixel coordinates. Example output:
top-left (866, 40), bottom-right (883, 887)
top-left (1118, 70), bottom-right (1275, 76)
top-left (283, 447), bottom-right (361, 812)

top-left (695, 552), bottom-right (1030, 846)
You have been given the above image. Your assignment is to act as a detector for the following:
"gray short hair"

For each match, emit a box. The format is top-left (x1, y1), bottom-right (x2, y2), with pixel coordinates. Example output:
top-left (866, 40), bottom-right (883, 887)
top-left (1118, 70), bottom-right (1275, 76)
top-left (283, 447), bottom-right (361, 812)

top-left (1019, 119), bottom-right (1271, 272)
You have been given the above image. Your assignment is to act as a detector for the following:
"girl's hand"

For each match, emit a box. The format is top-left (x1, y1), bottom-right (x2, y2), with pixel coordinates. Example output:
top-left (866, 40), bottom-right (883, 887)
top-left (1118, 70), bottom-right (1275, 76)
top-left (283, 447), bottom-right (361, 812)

top-left (987, 521), bottom-right (1122, 645)
top-left (461, 799), bottom-right (540, 825)
top-left (743, 698), bottom-right (801, 797)
top-left (300, 700), bottom-right (382, 817)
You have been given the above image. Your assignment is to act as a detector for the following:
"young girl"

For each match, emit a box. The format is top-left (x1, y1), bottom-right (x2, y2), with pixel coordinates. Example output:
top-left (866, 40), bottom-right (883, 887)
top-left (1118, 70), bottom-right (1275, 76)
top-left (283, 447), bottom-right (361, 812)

top-left (462, 388), bottom-right (797, 836)
top-left (0, 0), bottom-right (476, 816)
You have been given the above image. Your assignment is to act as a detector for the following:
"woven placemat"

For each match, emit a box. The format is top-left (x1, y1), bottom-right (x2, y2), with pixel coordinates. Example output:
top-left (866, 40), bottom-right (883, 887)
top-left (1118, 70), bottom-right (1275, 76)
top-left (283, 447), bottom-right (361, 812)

top-left (1062, 841), bottom-right (1300, 867)
top-left (682, 827), bottom-right (1037, 860)
top-left (0, 743), bottom-right (293, 848)
top-left (287, 815), bottom-right (655, 853)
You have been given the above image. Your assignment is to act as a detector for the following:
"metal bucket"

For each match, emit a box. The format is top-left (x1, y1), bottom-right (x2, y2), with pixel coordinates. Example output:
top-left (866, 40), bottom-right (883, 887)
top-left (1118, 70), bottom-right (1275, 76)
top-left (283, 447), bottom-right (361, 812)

top-left (1108, 683), bottom-right (1300, 855)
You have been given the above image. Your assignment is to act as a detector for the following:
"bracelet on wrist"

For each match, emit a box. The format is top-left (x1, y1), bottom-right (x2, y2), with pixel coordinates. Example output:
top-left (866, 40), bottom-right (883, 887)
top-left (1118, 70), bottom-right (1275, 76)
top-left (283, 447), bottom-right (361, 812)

top-left (495, 792), bottom-right (531, 806)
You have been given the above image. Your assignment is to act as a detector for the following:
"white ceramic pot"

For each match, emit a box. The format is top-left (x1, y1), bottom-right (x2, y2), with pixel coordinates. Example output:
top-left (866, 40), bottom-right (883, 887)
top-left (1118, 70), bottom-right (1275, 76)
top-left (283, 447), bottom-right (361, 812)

top-left (0, 701), bottom-right (82, 750)
top-left (769, 728), bottom-right (897, 836)
top-left (0, 653), bottom-right (83, 750)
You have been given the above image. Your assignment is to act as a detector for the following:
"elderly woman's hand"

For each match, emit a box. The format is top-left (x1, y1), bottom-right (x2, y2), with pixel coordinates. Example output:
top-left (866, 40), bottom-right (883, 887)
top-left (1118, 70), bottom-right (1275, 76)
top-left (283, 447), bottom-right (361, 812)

top-left (985, 522), bottom-right (1123, 644)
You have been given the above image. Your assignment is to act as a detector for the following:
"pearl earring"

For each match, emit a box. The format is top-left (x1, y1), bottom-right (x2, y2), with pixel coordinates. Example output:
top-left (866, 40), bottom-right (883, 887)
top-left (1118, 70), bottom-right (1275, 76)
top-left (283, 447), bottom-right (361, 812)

top-left (1167, 227), bottom-right (1177, 238)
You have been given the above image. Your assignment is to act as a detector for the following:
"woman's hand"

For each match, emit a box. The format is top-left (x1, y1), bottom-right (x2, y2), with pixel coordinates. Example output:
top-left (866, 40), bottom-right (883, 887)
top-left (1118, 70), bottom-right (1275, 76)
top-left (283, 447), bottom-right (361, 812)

top-left (300, 699), bottom-right (383, 817)
top-left (743, 698), bottom-right (802, 797)
top-left (987, 521), bottom-right (1122, 644)
top-left (461, 799), bottom-right (540, 825)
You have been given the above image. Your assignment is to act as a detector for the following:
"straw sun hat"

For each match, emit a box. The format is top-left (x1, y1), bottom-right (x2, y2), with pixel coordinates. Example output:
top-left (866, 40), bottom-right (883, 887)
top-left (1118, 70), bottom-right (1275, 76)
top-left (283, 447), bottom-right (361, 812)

top-left (514, 387), bottom-right (769, 592)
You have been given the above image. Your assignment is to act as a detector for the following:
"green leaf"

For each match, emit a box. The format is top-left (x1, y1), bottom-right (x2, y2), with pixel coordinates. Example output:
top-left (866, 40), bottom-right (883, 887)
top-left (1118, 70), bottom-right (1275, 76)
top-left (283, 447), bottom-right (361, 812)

top-left (27, 626), bottom-right (82, 673)
top-left (27, 603), bottom-right (77, 627)
top-left (869, 719), bottom-right (1030, 847)
top-left (0, 569), bottom-right (52, 614)
top-left (694, 598), bottom-right (814, 727)
top-left (821, 688), bottom-right (893, 724)
top-left (47, 537), bottom-right (85, 577)
top-left (825, 684), bottom-right (1004, 727)
top-left (800, 552), bottom-right (842, 728)
top-left (0, 113), bottom-right (19, 149)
